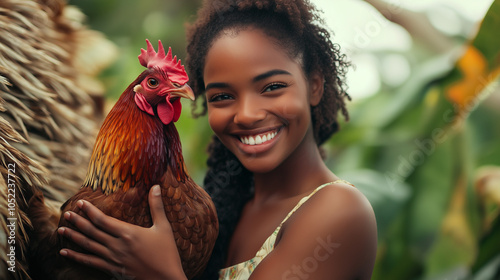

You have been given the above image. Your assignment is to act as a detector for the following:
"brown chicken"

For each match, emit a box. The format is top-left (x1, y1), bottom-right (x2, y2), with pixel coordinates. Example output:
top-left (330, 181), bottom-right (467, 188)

top-left (27, 40), bottom-right (218, 280)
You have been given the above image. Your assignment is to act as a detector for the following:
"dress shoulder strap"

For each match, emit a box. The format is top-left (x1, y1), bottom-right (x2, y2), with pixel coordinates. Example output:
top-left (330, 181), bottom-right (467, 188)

top-left (278, 179), bottom-right (353, 227)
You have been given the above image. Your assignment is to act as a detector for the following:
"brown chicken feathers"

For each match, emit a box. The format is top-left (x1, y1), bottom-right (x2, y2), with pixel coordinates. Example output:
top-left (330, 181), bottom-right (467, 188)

top-left (27, 40), bottom-right (218, 280)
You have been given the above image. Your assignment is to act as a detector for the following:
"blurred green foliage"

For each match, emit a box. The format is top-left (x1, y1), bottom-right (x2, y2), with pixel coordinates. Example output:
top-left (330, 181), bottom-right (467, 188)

top-left (69, 0), bottom-right (500, 278)
top-left (331, 2), bottom-right (500, 279)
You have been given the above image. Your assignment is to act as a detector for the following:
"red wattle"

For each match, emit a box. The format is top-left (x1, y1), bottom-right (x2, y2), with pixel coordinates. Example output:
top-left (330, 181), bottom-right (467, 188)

top-left (157, 98), bottom-right (174, 125)
top-left (172, 98), bottom-right (182, 122)
top-left (158, 98), bottom-right (181, 124)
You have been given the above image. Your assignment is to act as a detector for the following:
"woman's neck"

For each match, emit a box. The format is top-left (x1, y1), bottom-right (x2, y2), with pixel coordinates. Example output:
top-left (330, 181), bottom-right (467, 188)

top-left (251, 130), bottom-right (337, 206)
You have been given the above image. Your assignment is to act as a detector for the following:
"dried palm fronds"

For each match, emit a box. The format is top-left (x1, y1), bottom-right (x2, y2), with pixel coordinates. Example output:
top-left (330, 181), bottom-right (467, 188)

top-left (0, 0), bottom-right (117, 278)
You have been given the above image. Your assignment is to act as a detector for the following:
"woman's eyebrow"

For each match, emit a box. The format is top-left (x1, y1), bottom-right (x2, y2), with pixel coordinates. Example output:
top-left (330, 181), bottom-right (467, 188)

top-left (205, 82), bottom-right (231, 91)
top-left (253, 69), bottom-right (291, 83)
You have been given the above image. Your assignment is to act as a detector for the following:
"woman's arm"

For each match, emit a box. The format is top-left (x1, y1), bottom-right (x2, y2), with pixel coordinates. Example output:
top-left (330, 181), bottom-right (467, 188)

top-left (58, 185), bottom-right (188, 280)
top-left (249, 182), bottom-right (377, 280)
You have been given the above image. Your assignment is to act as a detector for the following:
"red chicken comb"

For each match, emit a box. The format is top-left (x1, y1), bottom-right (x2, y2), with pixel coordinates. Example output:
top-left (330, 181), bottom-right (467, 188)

top-left (138, 39), bottom-right (189, 85)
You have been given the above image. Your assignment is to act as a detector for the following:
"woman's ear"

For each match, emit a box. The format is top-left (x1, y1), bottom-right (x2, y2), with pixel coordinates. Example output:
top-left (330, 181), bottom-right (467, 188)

top-left (309, 72), bottom-right (324, 106)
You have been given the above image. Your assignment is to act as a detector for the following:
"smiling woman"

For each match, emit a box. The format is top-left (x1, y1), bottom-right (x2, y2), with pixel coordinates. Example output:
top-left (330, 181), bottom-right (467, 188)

top-left (185, 1), bottom-right (377, 279)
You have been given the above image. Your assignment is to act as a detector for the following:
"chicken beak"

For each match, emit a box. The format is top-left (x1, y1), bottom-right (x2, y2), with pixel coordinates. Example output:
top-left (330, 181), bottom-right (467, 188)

top-left (169, 84), bottom-right (195, 101)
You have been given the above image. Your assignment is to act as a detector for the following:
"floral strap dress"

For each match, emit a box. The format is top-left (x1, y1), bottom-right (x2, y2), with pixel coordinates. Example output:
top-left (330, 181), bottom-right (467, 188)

top-left (218, 179), bottom-right (353, 280)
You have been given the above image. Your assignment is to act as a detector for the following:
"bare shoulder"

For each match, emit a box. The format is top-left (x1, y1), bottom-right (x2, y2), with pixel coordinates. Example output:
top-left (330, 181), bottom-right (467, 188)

top-left (309, 181), bottom-right (376, 225)
top-left (249, 181), bottom-right (377, 279)
top-left (286, 180), bottom-right (377, 243)
top-left (272, 181), bottom-right (378, 279)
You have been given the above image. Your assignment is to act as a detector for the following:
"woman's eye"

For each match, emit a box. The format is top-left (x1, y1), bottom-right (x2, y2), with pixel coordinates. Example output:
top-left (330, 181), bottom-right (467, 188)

top-left (208, 93), bottom-right (233, 103)
top-left (263, 83), bottom-right (287, 92)
top-left (147, 78), bottom-right (159, 88)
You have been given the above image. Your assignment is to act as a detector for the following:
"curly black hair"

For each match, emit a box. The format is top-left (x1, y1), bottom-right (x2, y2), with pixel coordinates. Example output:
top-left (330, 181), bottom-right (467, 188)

top-left (185, 0), bottom-right (350, 278)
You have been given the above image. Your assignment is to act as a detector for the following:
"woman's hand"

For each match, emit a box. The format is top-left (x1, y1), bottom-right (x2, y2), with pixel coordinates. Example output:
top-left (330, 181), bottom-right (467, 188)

top-left (58, 185), bottom-right (187, 280)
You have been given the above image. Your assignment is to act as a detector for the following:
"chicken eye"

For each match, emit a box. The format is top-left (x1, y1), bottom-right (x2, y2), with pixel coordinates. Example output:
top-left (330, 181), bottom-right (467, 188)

top-left (147, 78), bottom-right (159, 88)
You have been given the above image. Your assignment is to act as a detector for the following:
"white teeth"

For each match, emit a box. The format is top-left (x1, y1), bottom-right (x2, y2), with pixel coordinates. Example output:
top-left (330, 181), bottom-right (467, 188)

top-left (239, 130), bottom-right (278, 146)
top-left (255, 135), bottom-right (262, 145)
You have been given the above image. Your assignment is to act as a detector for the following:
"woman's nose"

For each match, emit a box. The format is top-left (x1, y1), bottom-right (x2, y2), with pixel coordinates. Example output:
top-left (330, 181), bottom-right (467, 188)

top-left (233, 95), bottom-right (266, 126)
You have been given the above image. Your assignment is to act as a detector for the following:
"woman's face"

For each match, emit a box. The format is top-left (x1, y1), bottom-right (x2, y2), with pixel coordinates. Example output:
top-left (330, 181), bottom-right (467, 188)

top-left (203, 28), bottom-right (322, 174)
